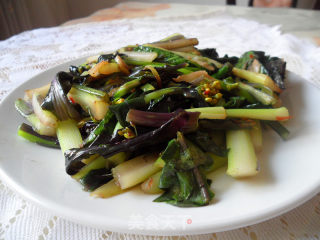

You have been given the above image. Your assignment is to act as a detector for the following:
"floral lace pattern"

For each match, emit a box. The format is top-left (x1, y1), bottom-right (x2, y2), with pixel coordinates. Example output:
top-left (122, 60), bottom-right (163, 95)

top-left (0, 12), bottom-right (320, 240)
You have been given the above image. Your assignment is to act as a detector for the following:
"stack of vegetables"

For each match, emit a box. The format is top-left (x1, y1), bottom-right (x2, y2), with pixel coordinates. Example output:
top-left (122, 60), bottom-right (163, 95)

top-left (15, 34), bottom-right (290, 207)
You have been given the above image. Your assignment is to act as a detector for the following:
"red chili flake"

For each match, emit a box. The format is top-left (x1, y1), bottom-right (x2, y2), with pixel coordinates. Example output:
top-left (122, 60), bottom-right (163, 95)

top-left (276, 116), bottom-right (291, 121)
top-left (249, 54), bottom-right (254, 59)
top-left (148, 178), bottom-right (153, 189)
top-left (69, 96), bottom-right (75, 104)
top-left (204, 89), bottom-right (210, 95)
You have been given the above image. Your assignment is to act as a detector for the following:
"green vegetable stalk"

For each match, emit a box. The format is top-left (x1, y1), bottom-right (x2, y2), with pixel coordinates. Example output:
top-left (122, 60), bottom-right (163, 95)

top-left (226, 129), bottom-right (258, 178)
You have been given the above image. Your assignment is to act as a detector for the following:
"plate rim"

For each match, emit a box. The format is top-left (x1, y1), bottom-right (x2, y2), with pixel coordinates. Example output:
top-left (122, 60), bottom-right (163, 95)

top-left (0, 58), bottom-right (320, 236)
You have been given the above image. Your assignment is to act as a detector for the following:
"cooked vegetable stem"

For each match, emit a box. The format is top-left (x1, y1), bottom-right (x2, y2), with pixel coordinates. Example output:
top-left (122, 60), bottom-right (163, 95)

top-left (226, 129), bottom-right (258, 178)
top-left (226, 107), bottom-right (289, 121)
top-left (112, 153), bottom-right (161, 189)
top-left (232, 67), bottom-right (282, 93)
top-left (18, 123), bottom-right (59, 148)
top-left (56, 119), bottom-right (82, 154)
top-left (90, 179), bottom-right (126, 198)
top-left (186, 107), bottom-right (226, 119)
top-left (149, 38), bottom-right (199, 50)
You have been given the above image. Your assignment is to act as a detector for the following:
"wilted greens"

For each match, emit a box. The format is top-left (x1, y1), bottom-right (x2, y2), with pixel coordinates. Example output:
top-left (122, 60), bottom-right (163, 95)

top-left (15, 34), bottom-right (290, 207)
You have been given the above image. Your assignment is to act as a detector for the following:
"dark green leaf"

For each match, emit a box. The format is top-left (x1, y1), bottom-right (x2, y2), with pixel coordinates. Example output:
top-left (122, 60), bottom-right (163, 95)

top-left (83, 111), bottom-right (116, 146)
top-left (154, 132), bottom-right (214, 207)
top-left (158, 162), bottom-right (177, 189)
top-left (109, 97), bottom-right (146, 127)
top-left (186, 131), bottom-right (227, 157)
top-left (224, 96), bottom-right (246, 108)
top-left (212, 62), bottom-right (233, 79)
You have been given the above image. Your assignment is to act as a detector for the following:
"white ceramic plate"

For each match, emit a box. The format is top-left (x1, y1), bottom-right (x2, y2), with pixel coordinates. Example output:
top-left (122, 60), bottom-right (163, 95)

top-left (0, 59), bottom-right (320, 236)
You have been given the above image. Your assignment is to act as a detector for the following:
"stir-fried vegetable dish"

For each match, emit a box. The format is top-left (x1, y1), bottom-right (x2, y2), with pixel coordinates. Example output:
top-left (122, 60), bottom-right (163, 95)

top-left (15, 34), bottom-right (290, 207)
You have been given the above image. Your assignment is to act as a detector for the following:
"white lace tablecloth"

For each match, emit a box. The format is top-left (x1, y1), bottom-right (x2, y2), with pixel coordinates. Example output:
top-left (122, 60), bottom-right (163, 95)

top-left (1, 10), bottom-right (320, 240)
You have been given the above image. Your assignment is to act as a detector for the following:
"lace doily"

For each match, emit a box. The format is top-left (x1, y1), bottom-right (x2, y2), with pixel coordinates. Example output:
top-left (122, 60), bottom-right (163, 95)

top-left (1, 11), bottom-right (320, 240)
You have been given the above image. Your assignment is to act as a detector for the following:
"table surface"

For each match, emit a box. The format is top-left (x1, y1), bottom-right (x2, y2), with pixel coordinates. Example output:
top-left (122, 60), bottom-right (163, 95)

top-left (1, 2), bottom-right (320, 240)
top-left (64, 2), bottom-right (320, 45)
